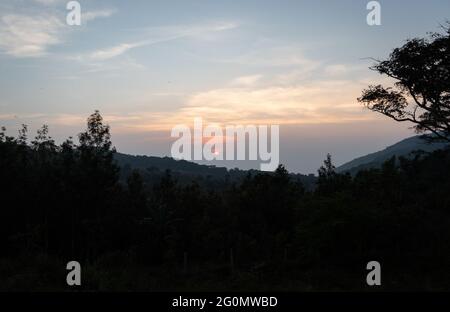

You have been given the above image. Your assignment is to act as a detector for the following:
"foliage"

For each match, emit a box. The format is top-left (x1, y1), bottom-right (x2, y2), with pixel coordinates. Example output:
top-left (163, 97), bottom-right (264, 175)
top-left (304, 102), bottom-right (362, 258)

top-left (358, 25), bottom-right (450, 142)
top-left (1, 112), bottom-right (450, 291)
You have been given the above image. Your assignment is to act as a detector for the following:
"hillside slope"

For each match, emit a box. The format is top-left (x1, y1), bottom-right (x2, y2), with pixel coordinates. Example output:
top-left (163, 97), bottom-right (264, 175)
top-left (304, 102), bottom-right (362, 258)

top-left (114, 153), bottom-right (317, 190)
top-left (337, 135), bottom-right (449, 174)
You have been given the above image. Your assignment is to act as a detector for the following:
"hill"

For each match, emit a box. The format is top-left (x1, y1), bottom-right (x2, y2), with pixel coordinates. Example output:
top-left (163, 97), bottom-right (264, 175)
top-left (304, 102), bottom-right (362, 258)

top-left (337, 135), bottom-right (450, 174)
top-left (114, 153), bottom-right (317, 190)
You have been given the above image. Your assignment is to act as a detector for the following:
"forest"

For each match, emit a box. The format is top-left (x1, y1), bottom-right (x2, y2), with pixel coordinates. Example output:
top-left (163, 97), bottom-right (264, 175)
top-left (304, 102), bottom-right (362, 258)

top-left (1, 111), bottom-right (449, 291)
top-left (0, 25), bottom-right (449, 291)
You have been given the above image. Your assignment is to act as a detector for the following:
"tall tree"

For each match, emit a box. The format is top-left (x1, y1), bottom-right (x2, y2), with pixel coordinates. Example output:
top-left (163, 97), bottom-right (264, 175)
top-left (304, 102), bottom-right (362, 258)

top-left (358, 25), bottom-right (450, 142)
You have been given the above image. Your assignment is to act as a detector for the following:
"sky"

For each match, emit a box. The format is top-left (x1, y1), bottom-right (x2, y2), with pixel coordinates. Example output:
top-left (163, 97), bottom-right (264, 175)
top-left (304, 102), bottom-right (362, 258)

top-left (0, 0), bottom-right (449, 173)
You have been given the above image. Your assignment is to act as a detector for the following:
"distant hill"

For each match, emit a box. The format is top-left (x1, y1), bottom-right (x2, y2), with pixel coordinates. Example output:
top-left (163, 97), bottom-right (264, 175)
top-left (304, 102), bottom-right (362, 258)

top-left (114, 153), bottom-right (317, 190)
top-left (337, 135), bottom-right (450, 174)
top-left (115, 153), bottom-right (229, 177)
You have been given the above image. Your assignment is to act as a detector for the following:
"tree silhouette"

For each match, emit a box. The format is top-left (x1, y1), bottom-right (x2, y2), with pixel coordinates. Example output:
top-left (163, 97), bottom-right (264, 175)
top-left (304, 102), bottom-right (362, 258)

top-left (78, 110), bottom-right (113, 151)
top-left (358, 25), bottom-right (450, 142)
top-left (317, 154), bottom-right (337, 195)
top-left (1, 103), bottom-right (450, 291)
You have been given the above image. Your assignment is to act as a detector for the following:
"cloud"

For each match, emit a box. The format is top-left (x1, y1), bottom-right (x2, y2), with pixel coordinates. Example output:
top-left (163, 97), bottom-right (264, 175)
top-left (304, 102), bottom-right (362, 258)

top-left (0, 77), bottom-right (375, 134)
top-left (89, 42), bottom-right (146, 61)
top-left (85, 78), bottom-right (381, 132)
top-left (231, 75), bottom-right (262, 87)
top-left (22, 68), bottom-right (381, 132)
top-left (0, 4), bottom-right (116, 58)
top-left (80, 21), bottom-right (238, 61)
top-left (0, 14), bottom-right (64, 57)
top-left (136, 21), bottom-right (238, 39)
top-left (179, 81), bottom-right (371, 125)
top-left (219, 46), bottom-right (321, 68)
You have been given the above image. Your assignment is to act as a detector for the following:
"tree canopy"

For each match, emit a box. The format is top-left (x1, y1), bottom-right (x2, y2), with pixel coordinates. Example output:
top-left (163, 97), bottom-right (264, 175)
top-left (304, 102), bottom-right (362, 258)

top-left (358, 25), bottom-right (450, 142)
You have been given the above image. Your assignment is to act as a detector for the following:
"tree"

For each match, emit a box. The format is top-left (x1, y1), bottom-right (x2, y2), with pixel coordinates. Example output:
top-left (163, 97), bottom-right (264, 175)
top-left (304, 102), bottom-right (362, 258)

top-left (358, 24), bottom-right (450, 142)
top-left (318, 153), bottom-right (336, 180)
top-left (317, 153), bottom-right (336, 195)
top-left (79, 110), bottom-right (113, 151)
top-left (317, 154), bottom-right (350, 195)
top-left (77, 110), bottom-right (118, 182)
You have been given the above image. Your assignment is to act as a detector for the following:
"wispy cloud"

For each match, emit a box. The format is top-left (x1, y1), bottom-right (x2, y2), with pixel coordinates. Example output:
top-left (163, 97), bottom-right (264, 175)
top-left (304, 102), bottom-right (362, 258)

top-left (78, 21), bottom-right (238, 61)
top-left (219, 45), bottom-right (321, 68)
top-left (0, 14), bottom-right (64, 57)
top-left (89, 42), bottom-right (146, 61)
top-left (0, 2), bottom-right (116, 58)
top-left (178, 80), bottom-right (373, 125)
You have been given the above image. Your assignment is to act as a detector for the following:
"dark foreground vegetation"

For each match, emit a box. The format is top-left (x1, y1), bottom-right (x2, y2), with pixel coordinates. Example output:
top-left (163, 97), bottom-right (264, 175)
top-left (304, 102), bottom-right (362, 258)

top-left (1, 24), bottom-right (450, 292)
top-left (1, 111), bottom-right (450, 291)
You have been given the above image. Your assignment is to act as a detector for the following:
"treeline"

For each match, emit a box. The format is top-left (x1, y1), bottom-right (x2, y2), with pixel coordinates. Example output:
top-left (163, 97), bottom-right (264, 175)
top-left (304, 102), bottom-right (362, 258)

top-left (115, 153), bottom-right (317, 192)
top-left (1, 111), bottom-right (450, 291)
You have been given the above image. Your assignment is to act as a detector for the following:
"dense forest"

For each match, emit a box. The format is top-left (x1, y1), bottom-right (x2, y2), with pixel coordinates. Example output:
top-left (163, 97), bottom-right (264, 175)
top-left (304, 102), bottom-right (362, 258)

top-left (115, 153), bottom-right (317, 192)
top-left (1, 111), bottom-right (450, 291)
top-left (1, 25), bottom-right (450, 291)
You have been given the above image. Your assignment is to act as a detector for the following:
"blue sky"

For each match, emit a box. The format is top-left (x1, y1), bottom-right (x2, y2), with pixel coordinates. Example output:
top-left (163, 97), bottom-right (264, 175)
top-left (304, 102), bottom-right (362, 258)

top-left (0, 0), bottom-right (449, 173)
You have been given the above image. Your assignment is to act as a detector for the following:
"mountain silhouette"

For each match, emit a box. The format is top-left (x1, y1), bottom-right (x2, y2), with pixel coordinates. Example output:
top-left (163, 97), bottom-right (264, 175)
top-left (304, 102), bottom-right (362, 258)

top-left (337, 135), bottom-right (450, 174)
top-left (114, 152), bottom-right (317, 190)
